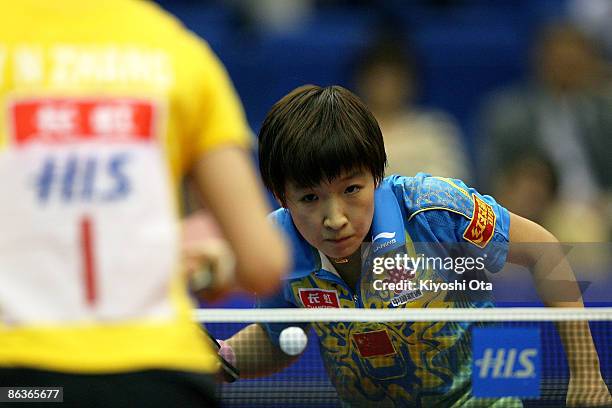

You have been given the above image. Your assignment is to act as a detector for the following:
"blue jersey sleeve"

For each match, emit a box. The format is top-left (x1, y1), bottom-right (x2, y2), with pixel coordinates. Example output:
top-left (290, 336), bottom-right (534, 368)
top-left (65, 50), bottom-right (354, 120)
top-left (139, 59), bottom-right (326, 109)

top-left (401, 174), bottom-right (511, 273)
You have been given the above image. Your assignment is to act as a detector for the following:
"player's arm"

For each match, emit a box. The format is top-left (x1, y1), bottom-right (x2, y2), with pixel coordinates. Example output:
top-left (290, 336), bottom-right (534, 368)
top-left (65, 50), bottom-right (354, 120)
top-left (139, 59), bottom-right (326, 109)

top-left (193, 147), bottom-right (289, 296)
top-left (506, 212), bottom-right (612, 407)
top-left (507, 212), bottom-right (585, 307)
top-left (225, 323), bottom-right (302, 378)
top-left (184, 38), bottom-right (289, 296)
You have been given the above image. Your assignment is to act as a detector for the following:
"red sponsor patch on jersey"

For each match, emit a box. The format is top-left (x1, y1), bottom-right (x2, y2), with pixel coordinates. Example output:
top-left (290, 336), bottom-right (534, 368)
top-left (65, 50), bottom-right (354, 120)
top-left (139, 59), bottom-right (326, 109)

top-left (9, 97), bottom-right (157, 145)
top-left (298, 288), bottom-right (340, 308)
top-left (352, 330), bottom-right (396, 358)
top-left (463, 194), bottom-right (496, 248)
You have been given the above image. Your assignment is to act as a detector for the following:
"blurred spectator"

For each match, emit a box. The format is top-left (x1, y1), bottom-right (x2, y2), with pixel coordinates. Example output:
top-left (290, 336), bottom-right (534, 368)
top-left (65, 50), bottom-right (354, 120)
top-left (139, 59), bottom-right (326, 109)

top-left (354, 38), bottom-right (471, 181)
top-left (567, 0), bottom-right (612, 62)
top-left (480, 21), bottom-right (612, 241)
top-left (227, 0), bottom-right (314, 34)
top-left (494, 153), bottom-right (559, 225)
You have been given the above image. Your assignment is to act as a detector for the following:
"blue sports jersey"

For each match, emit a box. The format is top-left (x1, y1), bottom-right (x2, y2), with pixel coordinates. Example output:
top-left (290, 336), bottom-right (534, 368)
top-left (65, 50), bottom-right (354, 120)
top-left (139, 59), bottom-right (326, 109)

top-left (258, 174), bottom-right (521, 407)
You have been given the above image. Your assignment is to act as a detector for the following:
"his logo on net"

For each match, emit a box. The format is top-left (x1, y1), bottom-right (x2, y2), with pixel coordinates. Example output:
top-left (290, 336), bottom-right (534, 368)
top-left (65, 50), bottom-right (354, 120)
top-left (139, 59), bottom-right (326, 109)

top-left (472, 328), bottom-right (541, 398)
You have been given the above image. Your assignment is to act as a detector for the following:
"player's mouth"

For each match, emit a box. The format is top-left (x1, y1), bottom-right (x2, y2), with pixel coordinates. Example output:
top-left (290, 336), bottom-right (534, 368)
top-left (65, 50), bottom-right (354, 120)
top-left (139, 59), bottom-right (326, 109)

top-left (326, 235), bottom-right (354, 245)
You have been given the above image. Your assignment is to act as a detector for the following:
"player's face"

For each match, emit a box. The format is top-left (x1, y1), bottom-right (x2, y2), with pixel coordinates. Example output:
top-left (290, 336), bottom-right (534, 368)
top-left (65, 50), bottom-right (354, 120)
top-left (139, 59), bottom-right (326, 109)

top-left (284, 169), bottom-right (375, 259)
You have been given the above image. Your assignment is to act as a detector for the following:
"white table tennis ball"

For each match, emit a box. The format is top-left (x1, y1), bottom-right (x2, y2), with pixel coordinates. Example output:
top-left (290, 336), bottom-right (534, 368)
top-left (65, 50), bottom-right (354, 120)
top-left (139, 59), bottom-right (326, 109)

top-left (279, 326), bottom-right (308, 356)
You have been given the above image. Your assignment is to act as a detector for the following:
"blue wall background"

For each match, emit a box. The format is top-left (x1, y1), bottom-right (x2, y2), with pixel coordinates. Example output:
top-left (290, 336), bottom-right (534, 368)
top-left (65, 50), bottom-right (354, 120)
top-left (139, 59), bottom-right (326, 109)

top-left (155, 0), bottom-right (568, 156)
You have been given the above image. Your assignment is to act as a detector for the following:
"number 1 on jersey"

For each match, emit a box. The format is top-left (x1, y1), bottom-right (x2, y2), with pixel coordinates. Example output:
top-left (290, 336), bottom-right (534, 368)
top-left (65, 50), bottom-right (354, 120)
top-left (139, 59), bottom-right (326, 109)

top-left (80, 216), bottom-right (97, 306)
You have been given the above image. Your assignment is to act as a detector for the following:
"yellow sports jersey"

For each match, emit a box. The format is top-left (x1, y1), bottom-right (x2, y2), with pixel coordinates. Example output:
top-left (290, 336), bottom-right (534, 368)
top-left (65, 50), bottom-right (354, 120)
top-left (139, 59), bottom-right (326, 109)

top-left (0, 0), bottom-right (250, 373)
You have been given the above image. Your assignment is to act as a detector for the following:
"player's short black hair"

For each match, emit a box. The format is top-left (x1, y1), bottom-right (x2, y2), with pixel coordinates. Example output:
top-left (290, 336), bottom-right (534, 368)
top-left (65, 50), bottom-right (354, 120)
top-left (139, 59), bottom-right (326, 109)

top-left (258, 85), bottom-right (387, 204)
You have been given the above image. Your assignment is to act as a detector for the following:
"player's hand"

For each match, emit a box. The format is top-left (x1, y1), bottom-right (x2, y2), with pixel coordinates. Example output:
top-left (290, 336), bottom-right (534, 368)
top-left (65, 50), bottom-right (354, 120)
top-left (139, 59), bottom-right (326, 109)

top-left (183, 238), bottom-right (235, 301)
top-left (216, 339), bottom-right (238, 379)
top-left (202, 330), bottom-right (239, 383)
top-left (182, 211), bottom-right (236, 301)
top-left (566, 372), bottom-right (612, 407)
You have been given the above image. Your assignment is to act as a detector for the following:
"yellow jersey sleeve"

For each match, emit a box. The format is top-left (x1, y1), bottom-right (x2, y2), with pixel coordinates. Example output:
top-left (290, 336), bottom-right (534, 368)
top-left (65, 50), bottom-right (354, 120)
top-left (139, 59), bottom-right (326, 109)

top-left (178, 35), bottom-right (252, 174)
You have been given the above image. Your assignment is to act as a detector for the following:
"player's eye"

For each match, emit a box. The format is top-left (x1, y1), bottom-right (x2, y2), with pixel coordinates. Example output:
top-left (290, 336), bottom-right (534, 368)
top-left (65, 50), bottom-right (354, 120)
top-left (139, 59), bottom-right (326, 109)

top-left (345, 185), bottom-right (362, 195)
top-left (300, 194), bottom-right (318, 203)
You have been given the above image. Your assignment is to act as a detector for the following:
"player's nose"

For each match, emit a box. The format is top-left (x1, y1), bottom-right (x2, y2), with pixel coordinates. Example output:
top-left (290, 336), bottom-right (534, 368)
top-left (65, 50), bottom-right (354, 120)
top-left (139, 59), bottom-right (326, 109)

top-left (322, 198), bottom-right (348, 230)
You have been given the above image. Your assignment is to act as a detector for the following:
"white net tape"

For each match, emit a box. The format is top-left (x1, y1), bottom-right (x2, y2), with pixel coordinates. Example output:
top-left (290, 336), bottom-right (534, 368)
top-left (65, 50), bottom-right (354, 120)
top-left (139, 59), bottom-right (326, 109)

top-left (194, 307), bottom-right (612, 323)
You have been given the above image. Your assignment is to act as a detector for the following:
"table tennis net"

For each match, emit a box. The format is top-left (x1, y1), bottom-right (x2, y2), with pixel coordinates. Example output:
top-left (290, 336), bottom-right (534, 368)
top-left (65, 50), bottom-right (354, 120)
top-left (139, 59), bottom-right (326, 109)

top-left (197, 307), bottom-right (612, 407)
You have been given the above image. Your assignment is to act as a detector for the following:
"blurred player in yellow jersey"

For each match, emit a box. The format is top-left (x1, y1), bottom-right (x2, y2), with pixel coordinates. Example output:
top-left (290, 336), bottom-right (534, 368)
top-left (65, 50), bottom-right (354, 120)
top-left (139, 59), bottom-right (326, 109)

top-left (0, 0), bottom-right (288, 406)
